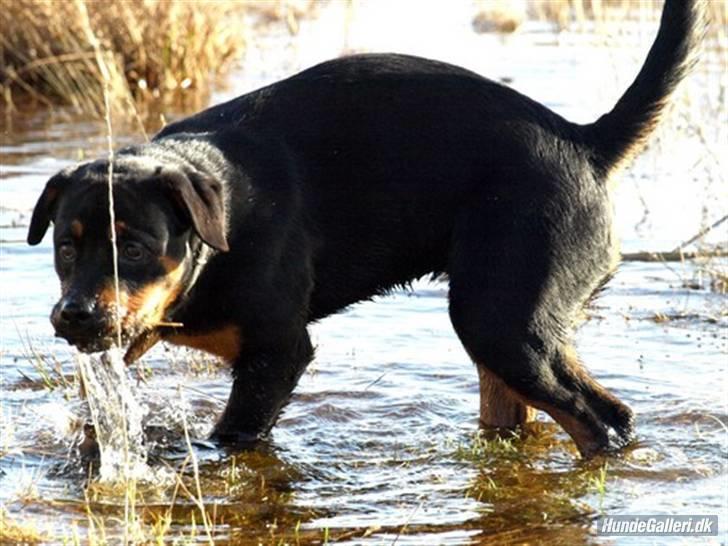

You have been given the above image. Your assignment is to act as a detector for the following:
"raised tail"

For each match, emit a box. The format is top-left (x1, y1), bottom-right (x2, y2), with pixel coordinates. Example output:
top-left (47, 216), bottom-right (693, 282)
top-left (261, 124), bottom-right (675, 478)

top-left (584, 0), bottom-right (705, 175)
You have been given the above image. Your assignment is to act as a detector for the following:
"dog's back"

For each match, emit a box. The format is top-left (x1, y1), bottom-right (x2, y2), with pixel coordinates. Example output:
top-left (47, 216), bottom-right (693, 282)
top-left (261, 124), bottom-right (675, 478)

top-left (156, 2), bottom-right (704, 321)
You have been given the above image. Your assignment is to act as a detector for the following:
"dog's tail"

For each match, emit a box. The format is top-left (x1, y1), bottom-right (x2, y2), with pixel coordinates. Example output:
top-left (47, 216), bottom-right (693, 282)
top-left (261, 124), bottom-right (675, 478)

top-left (584, 0), bottom-right (705, 175)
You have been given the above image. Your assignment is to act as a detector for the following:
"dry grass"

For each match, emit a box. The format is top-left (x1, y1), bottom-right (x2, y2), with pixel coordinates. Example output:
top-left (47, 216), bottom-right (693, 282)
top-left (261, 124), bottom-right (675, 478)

top-left (0, 507), bottom-right (48, 544)
top-left (0, 0), bottom-right (249, 120)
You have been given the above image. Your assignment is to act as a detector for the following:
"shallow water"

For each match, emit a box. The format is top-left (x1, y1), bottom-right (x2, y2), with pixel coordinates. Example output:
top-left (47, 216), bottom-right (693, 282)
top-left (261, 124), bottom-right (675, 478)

top-left (1, 4), bottom-right (726, 545)
top-left (75, 350), bottom-right (150, 482)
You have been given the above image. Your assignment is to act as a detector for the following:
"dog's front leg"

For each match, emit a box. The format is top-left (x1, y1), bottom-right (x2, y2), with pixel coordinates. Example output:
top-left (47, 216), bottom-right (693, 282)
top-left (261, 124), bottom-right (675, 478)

top-left (209, 330), bottom-right (314, 445)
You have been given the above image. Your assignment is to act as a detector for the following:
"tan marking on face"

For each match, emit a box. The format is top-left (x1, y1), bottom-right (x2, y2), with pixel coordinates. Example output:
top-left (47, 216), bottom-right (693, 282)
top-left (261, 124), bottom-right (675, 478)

top-left (96, 260), bottom-right (185, 332)
top-left (98, 284), bottom-right (130, 309)
top-left (108, 221), bottom-right (127, 238)
top-left (70, 219), bottom-right (84, 239)
top-left (168, 325), bottom-right (241, 361)
top-left (159, 256), bottom-right (181, 274)
top-left (123, 264), bottom-right (185, 329)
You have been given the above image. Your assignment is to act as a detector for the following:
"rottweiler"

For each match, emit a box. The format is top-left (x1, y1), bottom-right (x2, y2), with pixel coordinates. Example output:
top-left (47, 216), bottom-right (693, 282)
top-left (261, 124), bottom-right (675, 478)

top-left (27, 0), bottom-right (703, 457)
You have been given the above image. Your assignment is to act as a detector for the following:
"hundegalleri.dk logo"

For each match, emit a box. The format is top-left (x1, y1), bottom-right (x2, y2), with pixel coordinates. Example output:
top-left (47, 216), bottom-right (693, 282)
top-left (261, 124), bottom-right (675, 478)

top-left (596, 515), bottom-right (718, 536)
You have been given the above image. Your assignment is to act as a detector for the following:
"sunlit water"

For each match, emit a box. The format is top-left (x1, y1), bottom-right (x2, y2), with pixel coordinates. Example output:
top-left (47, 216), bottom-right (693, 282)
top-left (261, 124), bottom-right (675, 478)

top-left (1, 4), bottom-right (726, 545)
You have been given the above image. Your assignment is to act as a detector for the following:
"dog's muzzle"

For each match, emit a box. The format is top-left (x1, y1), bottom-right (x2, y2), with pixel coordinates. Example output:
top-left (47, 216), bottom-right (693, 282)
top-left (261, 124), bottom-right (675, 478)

top-left (51, 295), bottom-right (115, 353)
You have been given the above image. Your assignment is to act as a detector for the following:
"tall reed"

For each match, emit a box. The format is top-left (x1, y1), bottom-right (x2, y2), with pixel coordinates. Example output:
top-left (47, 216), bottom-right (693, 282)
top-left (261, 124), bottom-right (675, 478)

top-left (0, 0), bottom-right (249, 119)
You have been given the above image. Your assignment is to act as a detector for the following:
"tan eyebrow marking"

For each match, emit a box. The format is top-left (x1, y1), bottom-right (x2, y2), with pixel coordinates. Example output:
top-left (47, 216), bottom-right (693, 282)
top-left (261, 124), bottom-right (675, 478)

top-left (70, 219), bottom-right (84, 239)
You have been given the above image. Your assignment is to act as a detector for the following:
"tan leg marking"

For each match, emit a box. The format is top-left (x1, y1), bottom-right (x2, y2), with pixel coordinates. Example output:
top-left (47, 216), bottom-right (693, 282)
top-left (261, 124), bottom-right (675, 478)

top-left (477, 366), bottom-right (536, 428)
top-left (536, 404), bottom-right (605, 458)
top-left (516, 347), bottom-right (615, 457)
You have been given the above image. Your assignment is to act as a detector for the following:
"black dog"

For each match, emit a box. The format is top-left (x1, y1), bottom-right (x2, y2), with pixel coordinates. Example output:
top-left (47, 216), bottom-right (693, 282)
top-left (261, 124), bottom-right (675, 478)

top-left (28, 0), bottom-right (703, 457)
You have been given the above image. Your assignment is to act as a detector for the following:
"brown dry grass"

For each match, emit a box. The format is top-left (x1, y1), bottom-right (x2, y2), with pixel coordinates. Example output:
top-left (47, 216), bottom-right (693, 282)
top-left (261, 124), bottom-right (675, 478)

top-left (0, 0), bottom-right (249, 120)
top-left (0, 507), bottom-right (48, 544)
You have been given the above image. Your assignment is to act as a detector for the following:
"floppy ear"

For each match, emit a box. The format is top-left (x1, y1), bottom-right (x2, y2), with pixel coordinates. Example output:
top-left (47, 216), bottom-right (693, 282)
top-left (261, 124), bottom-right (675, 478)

top-left (27, 172), bottom-right (70, 245)
top-left (163, 170), bottom-right (229, 252)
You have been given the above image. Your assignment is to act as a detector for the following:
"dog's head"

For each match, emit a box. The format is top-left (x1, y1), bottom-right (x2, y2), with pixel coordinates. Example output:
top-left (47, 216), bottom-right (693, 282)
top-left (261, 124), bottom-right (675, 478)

top-left (27, 155), bottom-right (228, 355)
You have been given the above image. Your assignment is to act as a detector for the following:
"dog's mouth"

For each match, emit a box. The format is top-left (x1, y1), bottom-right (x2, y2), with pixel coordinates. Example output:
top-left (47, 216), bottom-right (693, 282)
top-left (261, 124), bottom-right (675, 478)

top-left (62, 334), bottom-right (117, 355)
top-left (59, 325), bottom-right (164, 364)
top-left (52, 281), bottom-right (188, 363)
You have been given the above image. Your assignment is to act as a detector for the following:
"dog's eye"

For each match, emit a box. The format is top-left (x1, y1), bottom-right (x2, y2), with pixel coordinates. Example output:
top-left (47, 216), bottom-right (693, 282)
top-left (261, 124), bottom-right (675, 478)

top-left (58, 243), bottom-right (77, 263)
top-left (122, 242), bottom-right (146, 262)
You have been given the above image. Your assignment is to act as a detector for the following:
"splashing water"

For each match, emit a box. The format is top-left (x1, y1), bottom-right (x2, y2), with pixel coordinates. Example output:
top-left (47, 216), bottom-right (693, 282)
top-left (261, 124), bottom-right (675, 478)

top-left (76, 348), bottom-right (150, 482)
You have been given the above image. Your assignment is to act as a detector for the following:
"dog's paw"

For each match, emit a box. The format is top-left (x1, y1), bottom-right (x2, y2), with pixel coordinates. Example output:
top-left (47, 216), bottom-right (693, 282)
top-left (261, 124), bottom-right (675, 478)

top-left (208, 428), bottom-right (264, 448)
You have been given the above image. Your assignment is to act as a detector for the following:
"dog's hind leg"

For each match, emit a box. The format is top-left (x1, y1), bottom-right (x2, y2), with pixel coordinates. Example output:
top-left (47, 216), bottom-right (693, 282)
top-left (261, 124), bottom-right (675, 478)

top-left (447, 205), bottom-right (633, 457)
top-left (476, 364), bottom-right (535, 429)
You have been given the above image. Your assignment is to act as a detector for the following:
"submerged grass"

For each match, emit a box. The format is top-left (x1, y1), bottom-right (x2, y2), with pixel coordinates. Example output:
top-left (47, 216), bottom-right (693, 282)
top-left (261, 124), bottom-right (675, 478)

top-left (0, 0), bottom-right (249, 120)
top-left (588, 463), bottom-right (608, 511)
top-left (451, 430), bottom-right (521, 462)
top-left (16, 332), bottom-right (78, 393)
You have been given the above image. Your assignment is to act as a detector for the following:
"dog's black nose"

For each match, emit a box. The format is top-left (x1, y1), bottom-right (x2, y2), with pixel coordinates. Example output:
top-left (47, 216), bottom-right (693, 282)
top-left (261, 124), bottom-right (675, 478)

top-left (57, 298), bottom-right (94, 328)
top-left (51, 295), bottom-right (113, 352)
